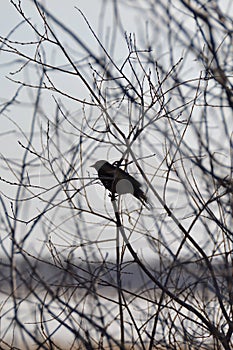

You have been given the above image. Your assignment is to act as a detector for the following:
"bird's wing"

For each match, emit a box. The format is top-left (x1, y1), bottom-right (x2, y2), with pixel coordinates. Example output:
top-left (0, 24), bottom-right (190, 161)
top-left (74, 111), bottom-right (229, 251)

top-left (98, 163), bottom-right (142, 192)
top-left (117, 168), bottom-right (142, 188)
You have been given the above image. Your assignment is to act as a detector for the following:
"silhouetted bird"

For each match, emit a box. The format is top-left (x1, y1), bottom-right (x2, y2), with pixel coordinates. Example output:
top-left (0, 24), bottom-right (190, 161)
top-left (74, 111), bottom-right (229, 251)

top-left (91, 160), bottom-right (149, 208)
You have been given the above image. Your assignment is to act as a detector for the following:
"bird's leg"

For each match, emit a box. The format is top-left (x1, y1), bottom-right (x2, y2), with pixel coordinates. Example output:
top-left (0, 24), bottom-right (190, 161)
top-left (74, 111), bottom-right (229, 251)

top-left (109, 192), bottom-right (117, 202)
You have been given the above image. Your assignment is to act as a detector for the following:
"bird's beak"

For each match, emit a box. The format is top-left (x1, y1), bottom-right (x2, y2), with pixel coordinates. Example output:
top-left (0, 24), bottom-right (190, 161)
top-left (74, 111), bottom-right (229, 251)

top-left (90, 164), bottom-right (95, 168)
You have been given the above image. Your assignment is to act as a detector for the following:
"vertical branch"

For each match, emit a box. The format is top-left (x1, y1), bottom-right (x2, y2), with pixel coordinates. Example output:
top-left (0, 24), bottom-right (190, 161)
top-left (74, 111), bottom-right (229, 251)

top-left (111, 194), bottom-right (125, 348)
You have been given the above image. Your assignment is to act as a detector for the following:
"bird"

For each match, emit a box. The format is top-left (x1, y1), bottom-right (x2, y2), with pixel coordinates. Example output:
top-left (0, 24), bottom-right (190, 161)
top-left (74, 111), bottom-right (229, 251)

top-left (91, 160), bottom-right (150, 208)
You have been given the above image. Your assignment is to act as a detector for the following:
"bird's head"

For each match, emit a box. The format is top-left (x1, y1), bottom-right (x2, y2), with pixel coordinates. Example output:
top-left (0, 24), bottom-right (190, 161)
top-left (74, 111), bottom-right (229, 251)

top-left (91, 160), bottom-right (108, 171)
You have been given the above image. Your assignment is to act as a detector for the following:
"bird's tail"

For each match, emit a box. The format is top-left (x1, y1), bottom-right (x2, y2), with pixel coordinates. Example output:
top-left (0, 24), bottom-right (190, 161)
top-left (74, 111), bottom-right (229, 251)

top-left (135, 189), bottom-right (152, 210)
